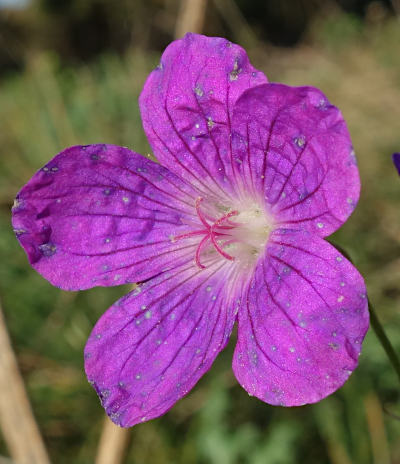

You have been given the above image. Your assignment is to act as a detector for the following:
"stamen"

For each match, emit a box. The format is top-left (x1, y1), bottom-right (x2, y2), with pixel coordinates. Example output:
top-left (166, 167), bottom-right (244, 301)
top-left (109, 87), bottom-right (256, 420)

top-left (173, 229), bottom-right (208, 241)
top-left (195, 235), bottom-right (210, 269)
top-left (209, 210), bottom-right (238, 261)
top-left (212, 211), bottom-right (238, 227)
top-left (195, 197), bottom-right (210, 229)
top-left (210, 234), bottom-right (235, 261)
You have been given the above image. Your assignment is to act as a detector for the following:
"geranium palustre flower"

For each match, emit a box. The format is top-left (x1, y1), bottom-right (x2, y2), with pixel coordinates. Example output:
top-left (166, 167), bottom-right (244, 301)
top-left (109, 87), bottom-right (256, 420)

top-left (12, 34), bottom-right (369, 427)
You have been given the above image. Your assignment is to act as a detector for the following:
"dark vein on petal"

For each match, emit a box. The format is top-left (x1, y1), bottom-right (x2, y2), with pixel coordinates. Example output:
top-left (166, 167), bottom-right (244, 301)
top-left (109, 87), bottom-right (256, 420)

top-left (37, 182), bottom-right (193, 217)
top-left (93, 166), bottom-right (195, 212)
top-left (275, 211), bottom-right (330, 226)
top-left (69, 240), bottom-right (194, 259)
top-left (270, 138), bottom-right (312, 206)
top-left (242, 282), bottom-right (293, 374)
top-left (63, 211), bottom-right (180, 226)
top-left (262, 114), bottom-right (280, 192)
top-left (98, 158), bottom-right (197, 207)
top-left (261, 258), bottom-right (302, 328)
top-left (99, 247), bottom-right (196, 278)
top-left (245, 122), bottom-right (257, 199)
top-left (269, 239), bottom-right (339, 273)
top-left (148, 123), bottom-right (217, 199)
top-left (275, 171), bottom-right (327, 213)
top-left (162, 66), bottom-right (230, 199)
top-left (192, 61), bottom-right (230, 189)
top-left (268, 253), bottom-right (331, 308)
top-left (226, 82), bottom-right (240, 191)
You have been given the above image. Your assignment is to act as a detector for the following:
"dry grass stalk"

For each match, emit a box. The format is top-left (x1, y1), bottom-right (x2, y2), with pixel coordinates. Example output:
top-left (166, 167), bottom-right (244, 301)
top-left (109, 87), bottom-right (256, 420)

top-left (174, 0), bottom-right (208, 38)
top-left (0, 456), bottom-right (15, 464)
top-left (364, 393), bottom-right (391, 464)
top-left (95, 417), bottom-right (130, 464)
top-left (212, 0), bottom-right (258, 48)
top-left (0, 300), bottom-right (51, 464)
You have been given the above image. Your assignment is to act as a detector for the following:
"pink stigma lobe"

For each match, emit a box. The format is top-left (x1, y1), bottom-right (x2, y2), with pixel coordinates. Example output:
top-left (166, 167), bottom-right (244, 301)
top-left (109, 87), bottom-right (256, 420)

top-left (174, 197), bottom-right (239, 268)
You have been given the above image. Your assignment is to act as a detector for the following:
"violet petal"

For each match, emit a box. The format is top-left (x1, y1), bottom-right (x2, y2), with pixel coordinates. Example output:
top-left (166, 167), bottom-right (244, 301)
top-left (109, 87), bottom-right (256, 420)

top-left (139, 33), bottom-right (267, 199)
top-left (84, 258), bottom-right (239, 427)
top-left (232, 229), bottom-right (369, 406)
top-left (232, 83), bottom-right (360, 236)
top-left (12, 144), bottom-right (200, 290)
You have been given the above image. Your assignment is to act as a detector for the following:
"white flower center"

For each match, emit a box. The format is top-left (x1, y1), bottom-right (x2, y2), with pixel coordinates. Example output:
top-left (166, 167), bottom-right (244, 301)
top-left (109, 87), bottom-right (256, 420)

top-left (173, 197), bottom-right (274, 271)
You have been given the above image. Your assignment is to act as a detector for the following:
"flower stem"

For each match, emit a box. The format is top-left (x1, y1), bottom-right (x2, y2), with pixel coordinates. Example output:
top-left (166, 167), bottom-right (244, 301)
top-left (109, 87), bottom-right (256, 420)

top-left (368, 298), bottom-right (400, 384)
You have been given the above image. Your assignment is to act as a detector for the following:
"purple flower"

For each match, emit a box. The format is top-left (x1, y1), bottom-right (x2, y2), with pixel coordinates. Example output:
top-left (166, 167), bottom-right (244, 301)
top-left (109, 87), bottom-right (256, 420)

top-left (393, 153), bottom-right (400, 175)
top-left (12, 34), bottom-right (369, 427)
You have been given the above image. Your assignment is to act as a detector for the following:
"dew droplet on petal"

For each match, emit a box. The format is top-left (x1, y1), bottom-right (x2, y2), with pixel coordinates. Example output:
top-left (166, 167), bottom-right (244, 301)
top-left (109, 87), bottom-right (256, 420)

top-left (12, 198), bottom-right (22, 210)
top-left (39, 243), bottom-right (57, 257)
top-left (293, 135), bottom-right (306, 148)
top-left (194, 85), bottom-right (204, 97)
top-left (13, 228), bottom-right (26, 235)
top-left (229, 58), bottom-right (241, 81)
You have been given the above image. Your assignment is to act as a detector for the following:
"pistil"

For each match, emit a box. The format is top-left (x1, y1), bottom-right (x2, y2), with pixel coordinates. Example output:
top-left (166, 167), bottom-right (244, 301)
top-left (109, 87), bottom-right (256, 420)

top-left (174, 197), bottom-right (239, 269)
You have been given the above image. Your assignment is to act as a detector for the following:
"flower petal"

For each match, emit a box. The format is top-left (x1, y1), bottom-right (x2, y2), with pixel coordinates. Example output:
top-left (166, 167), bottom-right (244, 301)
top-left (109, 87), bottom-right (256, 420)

top-left (232, 84), bottom-right (360, 236)
top-left (139, 33), bottom-right (267, 200)
top-left (84, 258), bottom-right (240, 427)
top-left (392, 152), bottom-right (400, 176)
top-left (232, 230), bottom-right (369, 406)
top-left (12, 144), bottom-right (200, 290)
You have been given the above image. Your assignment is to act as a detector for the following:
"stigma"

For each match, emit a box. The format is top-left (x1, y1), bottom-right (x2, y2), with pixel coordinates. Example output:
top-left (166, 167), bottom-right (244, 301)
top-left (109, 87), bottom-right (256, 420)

top-left (173, 196), bottom-right (274, 270)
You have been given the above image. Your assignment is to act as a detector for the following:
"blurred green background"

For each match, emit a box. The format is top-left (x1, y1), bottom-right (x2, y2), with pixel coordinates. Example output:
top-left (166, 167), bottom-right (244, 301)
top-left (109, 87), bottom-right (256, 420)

top-left (0, 0), bottom-right (400, 463)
